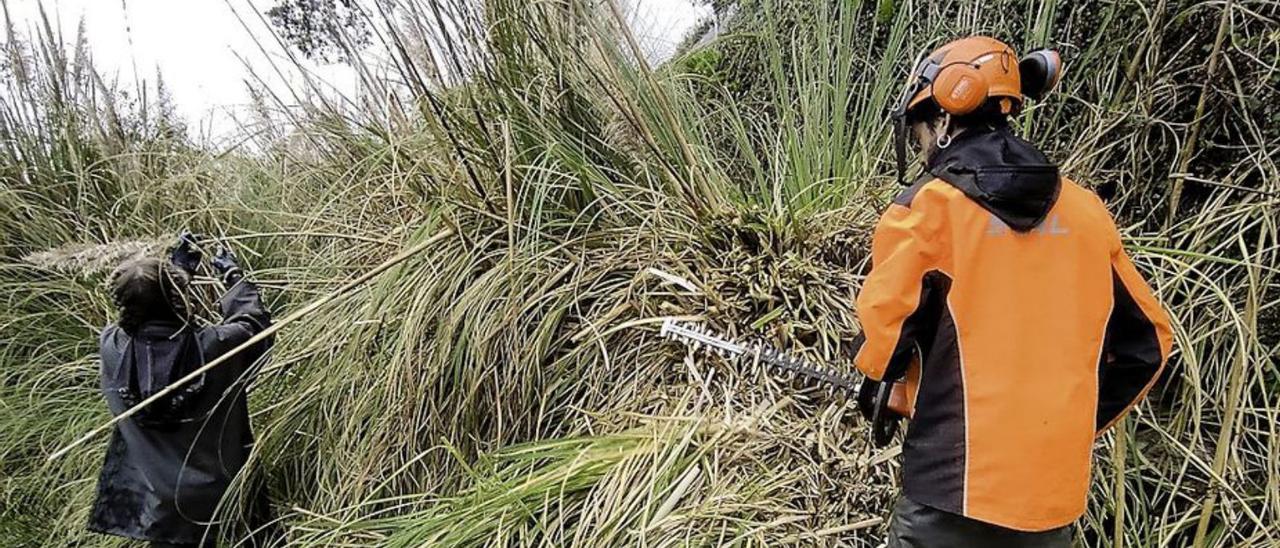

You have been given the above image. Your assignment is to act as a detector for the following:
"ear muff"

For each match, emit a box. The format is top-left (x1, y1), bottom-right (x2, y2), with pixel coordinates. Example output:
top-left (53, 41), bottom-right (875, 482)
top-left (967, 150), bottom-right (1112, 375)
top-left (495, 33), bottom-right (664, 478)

top-left (1019, 49), bottom-right (1062, 101)
top-left (931, 62), bottom-right (988, 116)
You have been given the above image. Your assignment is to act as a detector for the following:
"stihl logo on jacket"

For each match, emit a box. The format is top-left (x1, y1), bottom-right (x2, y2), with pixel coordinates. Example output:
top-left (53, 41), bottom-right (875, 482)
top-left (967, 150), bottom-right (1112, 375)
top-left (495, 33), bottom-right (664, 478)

top-left (852, 127), bottom-right (1174, 532)
top-left (987, 213), bottom-right (1069, 236)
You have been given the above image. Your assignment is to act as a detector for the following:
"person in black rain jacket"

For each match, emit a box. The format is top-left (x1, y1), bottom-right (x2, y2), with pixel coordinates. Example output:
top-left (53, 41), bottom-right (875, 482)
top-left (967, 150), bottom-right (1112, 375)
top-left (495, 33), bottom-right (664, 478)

top-left (87, 241), bottom-right (274, 548)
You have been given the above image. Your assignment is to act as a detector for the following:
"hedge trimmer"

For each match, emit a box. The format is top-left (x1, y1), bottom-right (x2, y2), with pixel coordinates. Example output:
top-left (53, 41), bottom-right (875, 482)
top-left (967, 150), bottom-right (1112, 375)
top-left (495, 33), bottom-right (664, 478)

top-left (659, 318), bottom-right (912, 447)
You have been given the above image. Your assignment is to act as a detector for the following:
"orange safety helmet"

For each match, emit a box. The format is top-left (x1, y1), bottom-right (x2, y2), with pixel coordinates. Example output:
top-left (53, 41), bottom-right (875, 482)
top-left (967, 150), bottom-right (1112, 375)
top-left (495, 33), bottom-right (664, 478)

top-left (891, 36), bottom-right (1063, 184)
top-left (905, 36), bottom-right (1021, 116)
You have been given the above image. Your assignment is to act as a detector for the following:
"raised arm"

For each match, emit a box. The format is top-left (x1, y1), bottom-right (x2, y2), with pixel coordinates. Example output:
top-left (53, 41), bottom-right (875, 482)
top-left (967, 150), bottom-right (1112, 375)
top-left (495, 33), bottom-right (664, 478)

top-left (218, 278), bottom-right (272, 338)
top-left (208, 248), bottom-right (274, 364)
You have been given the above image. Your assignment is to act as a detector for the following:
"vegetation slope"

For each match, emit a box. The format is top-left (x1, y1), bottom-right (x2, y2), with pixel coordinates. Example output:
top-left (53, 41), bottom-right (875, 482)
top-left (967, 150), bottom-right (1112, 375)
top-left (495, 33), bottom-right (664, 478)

top-left (1, 0), bottom-right (1277, 546)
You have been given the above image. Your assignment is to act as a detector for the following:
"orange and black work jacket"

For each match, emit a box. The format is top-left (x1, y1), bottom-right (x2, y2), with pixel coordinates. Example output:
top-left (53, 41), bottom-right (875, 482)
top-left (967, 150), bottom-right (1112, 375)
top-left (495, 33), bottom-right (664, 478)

top-left (852, 126), bottom-right (1174, 531)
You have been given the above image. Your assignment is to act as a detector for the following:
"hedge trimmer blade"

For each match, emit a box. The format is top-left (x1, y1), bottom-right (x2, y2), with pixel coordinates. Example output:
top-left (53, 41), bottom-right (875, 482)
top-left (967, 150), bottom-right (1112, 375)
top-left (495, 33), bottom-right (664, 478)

top-left (659, 318), bottom-right (860, 398)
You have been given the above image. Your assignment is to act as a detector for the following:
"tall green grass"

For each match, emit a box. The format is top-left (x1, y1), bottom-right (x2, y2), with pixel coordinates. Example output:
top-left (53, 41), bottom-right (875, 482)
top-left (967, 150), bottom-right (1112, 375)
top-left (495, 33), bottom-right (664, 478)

top-left (1, 0), bottom-right (1276, 546)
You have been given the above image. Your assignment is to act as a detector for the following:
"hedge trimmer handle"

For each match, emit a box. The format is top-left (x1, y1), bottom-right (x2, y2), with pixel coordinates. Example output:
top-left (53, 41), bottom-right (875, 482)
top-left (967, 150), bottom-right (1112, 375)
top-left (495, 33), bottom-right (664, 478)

top-left (871, 380), bottom-right (905, 447)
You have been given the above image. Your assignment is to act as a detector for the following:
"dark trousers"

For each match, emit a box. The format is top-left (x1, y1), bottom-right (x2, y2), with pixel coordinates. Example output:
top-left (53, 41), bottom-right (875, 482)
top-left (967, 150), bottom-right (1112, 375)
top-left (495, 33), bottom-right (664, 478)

top-left (888, 497), bottom-right (1073, 548)
top-left (147, 485), bottom-right (279, 548)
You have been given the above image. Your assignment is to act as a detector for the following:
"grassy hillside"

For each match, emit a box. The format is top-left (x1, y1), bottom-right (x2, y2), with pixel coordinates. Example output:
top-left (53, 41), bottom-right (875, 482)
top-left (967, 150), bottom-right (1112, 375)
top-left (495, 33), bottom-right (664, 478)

top-left (2, 0), bottom-right (1277, 546)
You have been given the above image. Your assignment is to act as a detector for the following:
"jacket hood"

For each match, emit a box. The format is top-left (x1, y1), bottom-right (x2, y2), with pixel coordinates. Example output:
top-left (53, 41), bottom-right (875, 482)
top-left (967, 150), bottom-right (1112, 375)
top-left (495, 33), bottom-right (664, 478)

top-left (925, 125), bottom-right (1060, 232)
top-left (102, 321), bottom-right (206, 428)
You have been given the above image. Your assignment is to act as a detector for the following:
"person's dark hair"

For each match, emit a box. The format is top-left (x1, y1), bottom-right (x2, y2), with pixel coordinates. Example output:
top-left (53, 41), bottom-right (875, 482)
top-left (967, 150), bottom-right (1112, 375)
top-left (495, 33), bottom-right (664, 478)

top-left (905, 98), bottom-right (1012, 130)
top-left (109, 257), bottom-right (193, 334)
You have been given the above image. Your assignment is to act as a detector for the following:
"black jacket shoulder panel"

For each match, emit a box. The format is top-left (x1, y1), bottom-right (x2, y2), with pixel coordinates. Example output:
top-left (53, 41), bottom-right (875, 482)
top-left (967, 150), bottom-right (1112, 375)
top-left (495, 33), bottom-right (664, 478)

top-left (894, 172), bottom-right (940, 207)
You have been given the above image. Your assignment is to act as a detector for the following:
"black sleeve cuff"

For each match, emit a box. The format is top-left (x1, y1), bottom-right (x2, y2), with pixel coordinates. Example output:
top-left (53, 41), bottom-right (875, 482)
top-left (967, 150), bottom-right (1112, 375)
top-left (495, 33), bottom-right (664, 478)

top-left (222, 268), bottom-right (244, 286)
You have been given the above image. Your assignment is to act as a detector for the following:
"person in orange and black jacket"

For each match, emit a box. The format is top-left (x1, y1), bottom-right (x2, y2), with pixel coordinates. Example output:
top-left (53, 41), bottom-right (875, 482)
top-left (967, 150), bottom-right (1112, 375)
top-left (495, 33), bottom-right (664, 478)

top-left (850, 37), bottom-right (1174, 547)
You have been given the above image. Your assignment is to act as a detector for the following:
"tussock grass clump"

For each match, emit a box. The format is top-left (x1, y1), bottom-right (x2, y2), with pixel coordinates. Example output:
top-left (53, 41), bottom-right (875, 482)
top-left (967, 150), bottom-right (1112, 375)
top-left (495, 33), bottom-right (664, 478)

top-left (1, 0), bottom-right (1277, 546)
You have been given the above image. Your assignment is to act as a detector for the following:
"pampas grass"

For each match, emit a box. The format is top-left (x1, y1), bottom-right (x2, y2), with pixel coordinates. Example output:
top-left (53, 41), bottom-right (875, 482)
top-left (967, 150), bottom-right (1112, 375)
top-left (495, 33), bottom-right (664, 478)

top-left (2, 0), bottom-right (1277, 546)
top-left (21, 239), bottom-right (164, 275)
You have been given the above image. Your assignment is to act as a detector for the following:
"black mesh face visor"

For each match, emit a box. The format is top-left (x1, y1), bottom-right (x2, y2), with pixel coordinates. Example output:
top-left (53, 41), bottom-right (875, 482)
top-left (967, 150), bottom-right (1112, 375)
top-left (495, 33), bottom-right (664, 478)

top-left (893, 52), bottom-right (933, 186)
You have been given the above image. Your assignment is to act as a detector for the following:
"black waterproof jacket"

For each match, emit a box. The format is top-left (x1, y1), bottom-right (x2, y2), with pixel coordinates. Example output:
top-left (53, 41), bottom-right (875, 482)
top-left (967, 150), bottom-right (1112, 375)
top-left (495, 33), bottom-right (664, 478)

top-left (88, 280), bottom-right (271, 545)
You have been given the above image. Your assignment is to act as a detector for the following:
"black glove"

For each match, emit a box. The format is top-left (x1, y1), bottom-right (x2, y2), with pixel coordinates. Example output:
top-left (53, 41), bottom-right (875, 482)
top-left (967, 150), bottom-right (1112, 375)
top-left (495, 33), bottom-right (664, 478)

top-left (169, 230), bottom-right (204, 274)
top-left (212, 246), bottom-right (244, 284)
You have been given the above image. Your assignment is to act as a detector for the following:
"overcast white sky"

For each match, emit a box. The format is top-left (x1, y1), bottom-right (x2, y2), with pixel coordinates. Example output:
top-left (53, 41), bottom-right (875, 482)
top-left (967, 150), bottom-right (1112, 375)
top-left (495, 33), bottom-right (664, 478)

top-left (2, 0), bottom-right (709, 142)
